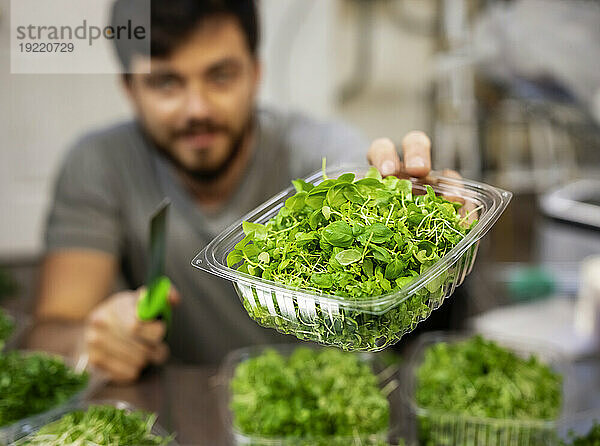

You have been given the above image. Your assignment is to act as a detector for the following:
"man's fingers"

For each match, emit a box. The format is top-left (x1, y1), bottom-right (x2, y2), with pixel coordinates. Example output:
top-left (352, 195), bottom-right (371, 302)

top-left (441, 168), bottom-right (461, 180)
top-left (86, 323), bottom-right (151, 369)
top-left (88, 345), bottom-right (142, 383)
top-left (132, 319), bottom-right (166, 344)
top-left (402, 131), bottom-right (431, 178)
top-left (168, 285), bottom-right (181, 305)
top-left (367, 138), bottom-right (402, 177)
top-left (119, 290), bottom-right (167, 343)
top-left (149, 342), bottom-right (169, 365)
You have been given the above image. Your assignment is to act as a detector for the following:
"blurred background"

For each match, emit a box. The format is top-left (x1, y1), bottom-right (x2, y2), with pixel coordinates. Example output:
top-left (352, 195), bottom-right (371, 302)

top-left (2, 0), bottom-right (599, 339)
top-left (1, 0), bottom-right (599, 441)
top-left (1, 0), bottom-right (599, 350)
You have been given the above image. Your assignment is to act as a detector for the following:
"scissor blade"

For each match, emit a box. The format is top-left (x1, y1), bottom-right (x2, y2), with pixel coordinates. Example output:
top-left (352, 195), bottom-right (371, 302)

top-left (146, 199), bottom-right (170, 287)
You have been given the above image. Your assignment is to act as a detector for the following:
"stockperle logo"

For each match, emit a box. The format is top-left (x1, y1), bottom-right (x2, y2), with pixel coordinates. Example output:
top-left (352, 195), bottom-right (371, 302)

top-left (10, 0), bottom-right (150, 74)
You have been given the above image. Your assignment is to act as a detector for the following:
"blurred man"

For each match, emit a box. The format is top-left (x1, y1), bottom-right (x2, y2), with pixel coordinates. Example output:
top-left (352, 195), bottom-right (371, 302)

top-left (31, 0), bottom-right (433, 382)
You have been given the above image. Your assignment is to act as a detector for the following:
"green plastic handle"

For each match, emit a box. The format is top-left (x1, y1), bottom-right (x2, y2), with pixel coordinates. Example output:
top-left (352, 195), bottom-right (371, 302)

top-left (137, 276), bottom-right (172, 322)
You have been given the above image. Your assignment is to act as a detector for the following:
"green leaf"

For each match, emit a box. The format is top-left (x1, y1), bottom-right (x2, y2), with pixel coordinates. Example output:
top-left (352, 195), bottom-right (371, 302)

top-left (295, 231), bottom-right (318, 247)
top-left (335, 248), bottom-right (362, 266)
top-left (362, 258), bottom-right (374, 277)
top-left (326, 185), bottom-right (346, 208)
top-left (305, 192), bottom-right (326, 209)
top-left (414, 240), bottom-right (437, 263)
top-left (365, 166), bottom-right (383, 181)
top-left (385, 258), bottom-right (405, 280)
top-left (398, 179), bottom-right (412, 197)
top-left (370, 245), bottom-right (392, 263)
top-left (242, 222), bottom-right (267, 240)
top-left (337, 172), bottom-right (355, 183)
top-left (230, 348), bottom-right (390, 439)
top-left (285, 191), bottom-right (307, 212)
top-left (373, 190), bottom-right (393, 207)
top-left (227, 168), bottom-right (473, 347)
top-left (308, 209), bottom-right (325, 229)
top-left (321, 221), bottom-right (354, 248)
top-left (242, 243), bottom-right (260, 258)
top-left (426, 185), bottom-right (436, 201)
top-left (342, 184), bottom-right (365, 204)
top-left (358, 223), bottom-right (393, 244)
top-left (292, 179), bottom-right (314, 193)
top-left (415, 336), bottom-right (562, 421)
top-left (227, 250), bottom-right (243, 267)
top-left (234, 234), bottom-right (252, 250)
top-left (311, 273), bottom-right (333, 288)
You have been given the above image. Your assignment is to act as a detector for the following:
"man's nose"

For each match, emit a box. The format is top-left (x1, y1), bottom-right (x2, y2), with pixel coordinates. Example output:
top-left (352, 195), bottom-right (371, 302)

top-left (184, 90), bottom-right (211, 120)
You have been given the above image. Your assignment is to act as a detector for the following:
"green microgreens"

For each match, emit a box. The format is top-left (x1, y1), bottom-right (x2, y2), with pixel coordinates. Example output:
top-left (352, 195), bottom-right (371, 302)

top-left (15, 405), bottom-right (173, 445)
top-left (228, 167), bottom-right (475, 299)
top-left (415, 335), bottom-right (563, 446)
top-left (230, 347), bottom-right (391, 445)
top-left (0, 351), bottom-right (89, 427)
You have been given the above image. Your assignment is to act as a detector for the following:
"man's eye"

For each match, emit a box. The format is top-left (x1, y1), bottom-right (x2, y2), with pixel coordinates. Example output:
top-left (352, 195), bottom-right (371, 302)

top-left (209, 69), bottom-right (238, 85)
top-left (147, 76), bottom-right (181, 90)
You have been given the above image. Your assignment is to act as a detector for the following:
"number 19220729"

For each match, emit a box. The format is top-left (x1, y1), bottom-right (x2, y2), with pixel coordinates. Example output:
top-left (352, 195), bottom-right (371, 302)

top-left (19, 42), bottom-right (74, 52)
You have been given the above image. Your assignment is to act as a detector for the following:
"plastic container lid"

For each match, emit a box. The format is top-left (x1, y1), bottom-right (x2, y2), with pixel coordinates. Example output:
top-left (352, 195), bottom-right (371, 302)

top-left (192, 166), bottom-right (512, 351)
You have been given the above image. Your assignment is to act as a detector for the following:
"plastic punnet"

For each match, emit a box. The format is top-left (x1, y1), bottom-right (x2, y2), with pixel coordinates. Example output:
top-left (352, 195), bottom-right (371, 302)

top-left (218, 344), bottom-right (403, 446)
top-left (0, 351), bottom-right (105, 443)
top-left (192, 166), bottom-right (512, 351)
top-left (4, 400), bottom-right (176, 445)
top-left (402, 332), bottom-right (574, 446)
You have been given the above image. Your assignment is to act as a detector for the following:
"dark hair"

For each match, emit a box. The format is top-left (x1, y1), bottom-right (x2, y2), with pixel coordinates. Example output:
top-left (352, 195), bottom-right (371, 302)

top-left (111, 0), bottom-right (259, 71)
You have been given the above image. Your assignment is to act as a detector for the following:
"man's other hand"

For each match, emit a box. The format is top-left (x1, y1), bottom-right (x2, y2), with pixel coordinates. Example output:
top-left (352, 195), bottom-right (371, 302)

top-left (84, 286), bottom-right (179, 383)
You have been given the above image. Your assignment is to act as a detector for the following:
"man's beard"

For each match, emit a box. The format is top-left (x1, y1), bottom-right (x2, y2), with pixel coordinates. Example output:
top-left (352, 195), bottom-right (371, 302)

top-left (152, 113), bottom-right (254, 183)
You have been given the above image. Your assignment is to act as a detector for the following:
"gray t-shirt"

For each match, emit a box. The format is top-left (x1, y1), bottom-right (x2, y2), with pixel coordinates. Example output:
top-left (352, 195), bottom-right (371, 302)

top-left (45, 106), bottom-right (369, 363)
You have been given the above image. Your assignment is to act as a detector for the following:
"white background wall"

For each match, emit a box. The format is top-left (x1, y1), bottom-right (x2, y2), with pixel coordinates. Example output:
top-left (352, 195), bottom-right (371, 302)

top-left (0, 0), bottom-right (435, 260)
top-left (0, 0), bottom-right (132, 259)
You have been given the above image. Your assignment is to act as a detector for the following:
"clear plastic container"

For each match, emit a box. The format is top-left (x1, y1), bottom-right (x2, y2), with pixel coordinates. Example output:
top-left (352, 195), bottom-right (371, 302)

top-left (192, 166), bottom-right (512, 351)
top-left (3, 400), bottom-right (177, 445)
top-left (401, 332), bottom-right (574, 446)
top-left (0, 351), bottom-right (105, 443)
top-left (217, 344), bottom-right (404, 446)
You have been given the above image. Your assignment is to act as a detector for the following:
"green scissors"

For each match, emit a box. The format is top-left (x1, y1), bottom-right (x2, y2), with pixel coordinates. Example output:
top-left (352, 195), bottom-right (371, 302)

top-left (137, 199), bottom-right (172, 323)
